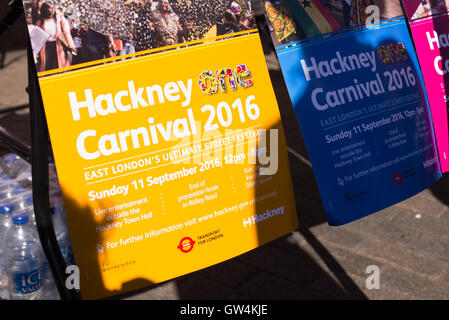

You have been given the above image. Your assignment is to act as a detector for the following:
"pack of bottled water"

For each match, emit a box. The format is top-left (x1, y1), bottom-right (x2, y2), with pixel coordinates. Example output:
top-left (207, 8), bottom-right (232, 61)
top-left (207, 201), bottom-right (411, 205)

top-left (0, 153), bottom-right (74, 300)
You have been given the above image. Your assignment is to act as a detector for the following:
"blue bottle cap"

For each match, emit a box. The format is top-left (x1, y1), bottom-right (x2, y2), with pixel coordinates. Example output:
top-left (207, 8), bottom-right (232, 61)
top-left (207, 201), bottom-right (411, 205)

top-left (1, 175), bottom-right (12, 182)
top-left (12, 185), bottom-right (26, 194)
top-left (4, 154), bottom-right (19, 164)
top-left (12, 213), bottom-right (28, 225)
top-left (0, 204), bottom-right (14, 215)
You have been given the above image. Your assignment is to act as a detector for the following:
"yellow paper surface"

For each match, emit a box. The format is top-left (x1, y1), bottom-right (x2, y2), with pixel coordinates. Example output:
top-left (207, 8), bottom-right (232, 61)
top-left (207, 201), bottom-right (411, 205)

top-left (38, 34), bottom-right (298, 299)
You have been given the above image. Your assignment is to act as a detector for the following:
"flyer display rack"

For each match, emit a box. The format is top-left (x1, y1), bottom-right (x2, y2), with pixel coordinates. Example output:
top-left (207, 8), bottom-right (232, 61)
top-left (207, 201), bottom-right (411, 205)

top-left (0, 0), bottom-right (416, 300)
top-left (0, 0), bottom-right (331, 301)
top-left (0, 0), bottom-right (79, 300)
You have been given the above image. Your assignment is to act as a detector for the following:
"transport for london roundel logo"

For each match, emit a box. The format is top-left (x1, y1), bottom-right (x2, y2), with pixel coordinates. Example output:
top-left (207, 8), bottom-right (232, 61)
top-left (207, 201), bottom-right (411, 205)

top-left (392, 172), bottom-right (403, 185)
top-left (177, 237), bottom-right (195, 253)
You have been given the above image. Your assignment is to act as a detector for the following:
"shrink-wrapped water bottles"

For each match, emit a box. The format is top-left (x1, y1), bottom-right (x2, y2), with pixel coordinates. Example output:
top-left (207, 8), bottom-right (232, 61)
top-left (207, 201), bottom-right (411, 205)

top-left (6, 213), bottom-right (42, 300)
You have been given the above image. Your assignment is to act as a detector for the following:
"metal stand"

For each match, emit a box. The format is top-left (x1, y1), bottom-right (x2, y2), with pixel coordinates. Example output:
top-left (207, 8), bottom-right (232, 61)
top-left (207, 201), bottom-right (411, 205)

top-left (1, 0), bottom-right (80, 300)
top-left (27, 40), bottom-right (80, 301)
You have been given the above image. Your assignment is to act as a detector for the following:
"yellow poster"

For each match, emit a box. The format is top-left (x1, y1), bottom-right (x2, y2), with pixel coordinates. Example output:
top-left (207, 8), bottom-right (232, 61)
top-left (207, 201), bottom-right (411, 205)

top-left (26, 0), bottom-right (298, 299)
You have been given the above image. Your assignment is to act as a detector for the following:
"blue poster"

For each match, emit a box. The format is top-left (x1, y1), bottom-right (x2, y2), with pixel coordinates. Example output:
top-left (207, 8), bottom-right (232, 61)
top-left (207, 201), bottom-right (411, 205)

top-left (264, 1), bottom-right (441, 225)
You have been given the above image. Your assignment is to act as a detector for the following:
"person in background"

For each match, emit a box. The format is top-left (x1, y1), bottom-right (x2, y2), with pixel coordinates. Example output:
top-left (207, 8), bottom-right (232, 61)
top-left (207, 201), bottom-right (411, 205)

top-left (152, 0), bottom-right (185, 46)
top-left (71, 23), bottom-right (89, 65)
top-left (86, 28), bottom-right (110, 61)
top-left (31, 0), bottom-right (44, 25)
top-left (350, 0), bottom-right (375, 26)
top-left (106, 34), bottom-right (119, 58)
top-left (119, 36), bottom-right (136, 60)
top-left (230, 1), bottom-right (242, 24)
top-left (35, 2), bottom-right (76, 72)
top-left (371, 0), bottom-right (403, 20)
top-left (217, 10), bottom-right (239, 36)
top-left (25, 4), bottom-right (34, 25)
top-left (129, 0), bottom-right (156, 51)
top-left (350, 0), bottom-right (403, 24)
top-left (238, 12), bottom-right (255, 30)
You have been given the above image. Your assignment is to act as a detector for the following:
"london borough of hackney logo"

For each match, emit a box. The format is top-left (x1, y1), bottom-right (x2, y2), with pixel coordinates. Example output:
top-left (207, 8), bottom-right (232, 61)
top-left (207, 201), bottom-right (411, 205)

top-left (177, 237), bottom-right (195, 253)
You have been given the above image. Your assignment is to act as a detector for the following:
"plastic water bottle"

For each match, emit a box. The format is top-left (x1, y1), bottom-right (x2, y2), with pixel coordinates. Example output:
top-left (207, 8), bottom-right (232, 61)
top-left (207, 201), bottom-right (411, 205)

top-left (0, 253), bottom-right (7, 299)
top-left (0, 177), bottom-right (18, 200)
top-left (51, 199), bottom-right (71, 265)
top-left (10, 195), bottom-right (31, 214)
top-left (25, 169), bottom-right (32, 182)
top-left (23, 195), bottom-right (37, 226)
top-left (49, 175), bottom-right (62, 200)
top-left (40, 256), bottom-right (59, 300)
top-left (0, 199), bottom-right (15, 236)
top-left (50, 195), bottom-right (74, 265)
top-left (0, 184), bottom-right (30, 203)
top-left (14, 169), bottom-right (33, 191)
top-left (0, 199), bottom-right (15, 299)
top-left (39, 199), bottom-right (71, 300)
top-left (1, 154), bottom-right (30, 179)
top-left (0, 193), bottom-right (33, 228)
top-left (0, 175), bottom-right (15, 188)
top-left (48, 161), bottom-right (58, 180)
top-left (6, 213), bottom-right (42, 300)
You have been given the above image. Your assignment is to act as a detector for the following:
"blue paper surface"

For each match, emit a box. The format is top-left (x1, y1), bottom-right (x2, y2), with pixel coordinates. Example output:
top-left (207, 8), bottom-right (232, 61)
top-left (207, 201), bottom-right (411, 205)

top-left (276, 19), bottom-right (441, 225)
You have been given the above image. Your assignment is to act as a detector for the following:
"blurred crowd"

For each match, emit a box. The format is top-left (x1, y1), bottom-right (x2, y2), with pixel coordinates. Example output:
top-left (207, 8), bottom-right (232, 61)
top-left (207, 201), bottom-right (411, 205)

top-left (412, 0), bottom-right (449, 19)
top-left (24, 0), bottom-right (256, 72)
